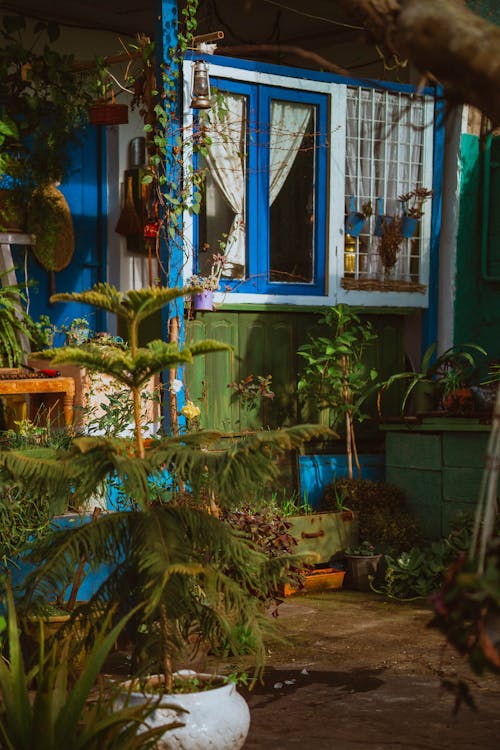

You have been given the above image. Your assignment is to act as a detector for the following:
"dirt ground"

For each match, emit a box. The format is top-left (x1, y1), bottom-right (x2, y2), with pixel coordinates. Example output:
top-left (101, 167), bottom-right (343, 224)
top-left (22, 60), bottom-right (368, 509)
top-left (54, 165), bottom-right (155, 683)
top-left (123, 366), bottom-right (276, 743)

top-left (226, 590), bottom-right (500, 750)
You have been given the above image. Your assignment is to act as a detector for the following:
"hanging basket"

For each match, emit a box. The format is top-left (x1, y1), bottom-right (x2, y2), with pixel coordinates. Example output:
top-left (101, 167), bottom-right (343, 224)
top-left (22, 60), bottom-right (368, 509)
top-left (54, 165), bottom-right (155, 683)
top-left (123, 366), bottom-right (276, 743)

top-left (88, 103), bottom-right (129, 126)
top-left (27, 183), bottom-right (74, 272)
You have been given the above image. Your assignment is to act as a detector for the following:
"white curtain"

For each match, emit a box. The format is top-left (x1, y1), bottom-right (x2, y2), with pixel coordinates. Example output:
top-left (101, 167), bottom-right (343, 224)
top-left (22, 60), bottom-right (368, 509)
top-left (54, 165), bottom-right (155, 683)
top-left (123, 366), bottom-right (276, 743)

top-left (269, 100), bottom-right (312, 205)
top-left (203, 93), bottom-right (246, 271)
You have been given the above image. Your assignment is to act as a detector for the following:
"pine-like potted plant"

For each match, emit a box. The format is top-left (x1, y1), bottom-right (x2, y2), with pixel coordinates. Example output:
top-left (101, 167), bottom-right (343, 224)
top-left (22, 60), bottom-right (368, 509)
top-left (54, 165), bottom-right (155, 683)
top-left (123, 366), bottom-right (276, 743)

top-left (0, 282), bottom-right (329, 750)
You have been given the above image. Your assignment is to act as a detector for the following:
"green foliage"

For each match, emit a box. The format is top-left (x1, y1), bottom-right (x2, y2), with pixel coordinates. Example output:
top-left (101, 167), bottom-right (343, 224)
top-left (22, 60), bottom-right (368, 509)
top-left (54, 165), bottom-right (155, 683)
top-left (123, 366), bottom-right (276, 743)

top-left (345, 541), bottom-right (379, 556)
top-left (297, 305), bottom-right (378, 478)
top-left (374, 513), bottom-right (483, 601)
top-left (0, 272), bottom-right (35, 366)
top-left (0, 485), bottom-right (52, 569)
top-left (1, 283), bottom-right (332, 689)
top-left (0, 586), bottom-right (177, 749)
top-left (0, 14), bottom-right (92, 194)
top-left (322, 478), bottom-right (421, 554)
top-left (378, 341), bottom-right (489, 416)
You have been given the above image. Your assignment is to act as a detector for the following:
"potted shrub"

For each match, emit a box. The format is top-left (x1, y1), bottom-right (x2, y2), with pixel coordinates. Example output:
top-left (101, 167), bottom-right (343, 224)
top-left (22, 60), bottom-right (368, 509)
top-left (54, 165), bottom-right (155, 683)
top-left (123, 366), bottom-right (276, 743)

top-left (1, 283), bottom-right (330, 749)
top-left (297, 304), bottom-right (379, 479)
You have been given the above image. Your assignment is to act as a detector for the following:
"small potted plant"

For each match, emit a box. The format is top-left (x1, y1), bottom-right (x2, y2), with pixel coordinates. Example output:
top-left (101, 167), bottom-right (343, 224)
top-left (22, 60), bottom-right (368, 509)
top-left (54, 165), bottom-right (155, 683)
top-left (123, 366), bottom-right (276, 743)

top-left (186, 250), bottom-right (228, 311)
top-left (344, 541), bottom-right (383, 591)
top-left (399, 187), bottom-right (433, 238)
top-left (345, 196), bottom-right (373, 237)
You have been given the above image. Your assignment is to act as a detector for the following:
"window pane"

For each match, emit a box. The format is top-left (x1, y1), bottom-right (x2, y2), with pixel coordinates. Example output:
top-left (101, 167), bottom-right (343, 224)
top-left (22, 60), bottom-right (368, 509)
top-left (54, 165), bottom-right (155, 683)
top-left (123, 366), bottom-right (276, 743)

top-left (269, 101), bottom-right (316, 284)
top-left (198, 93), bottom-right (247, 280)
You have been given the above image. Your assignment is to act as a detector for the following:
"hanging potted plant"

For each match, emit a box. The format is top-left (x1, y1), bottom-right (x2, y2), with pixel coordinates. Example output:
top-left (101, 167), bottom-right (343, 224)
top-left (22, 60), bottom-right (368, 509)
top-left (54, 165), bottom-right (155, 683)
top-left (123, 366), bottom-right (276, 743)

top-left (345, 196), bottom-right (373, 238)
top-left (399, 187), bottom-right (433, 238)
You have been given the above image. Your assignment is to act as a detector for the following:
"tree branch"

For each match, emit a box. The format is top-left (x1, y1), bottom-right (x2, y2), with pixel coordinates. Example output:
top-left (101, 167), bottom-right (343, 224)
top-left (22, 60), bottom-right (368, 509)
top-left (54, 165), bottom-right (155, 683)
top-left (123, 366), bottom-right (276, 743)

top-left (220, 44), bottom-right (350, 77)
top-left (339, 0), bottom-right (500, 125)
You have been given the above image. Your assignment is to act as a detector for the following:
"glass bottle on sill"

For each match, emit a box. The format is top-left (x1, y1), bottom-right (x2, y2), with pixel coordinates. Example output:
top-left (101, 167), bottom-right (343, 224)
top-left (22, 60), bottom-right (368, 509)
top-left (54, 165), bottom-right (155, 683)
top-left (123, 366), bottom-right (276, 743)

top-left (344, 233), bottom-right (357, 276)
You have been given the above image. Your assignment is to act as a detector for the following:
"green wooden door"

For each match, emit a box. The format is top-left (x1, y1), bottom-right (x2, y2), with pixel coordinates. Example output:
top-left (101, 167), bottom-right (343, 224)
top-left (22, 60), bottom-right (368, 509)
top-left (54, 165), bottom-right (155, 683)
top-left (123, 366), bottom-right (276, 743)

top-left (185, 310), bottom-right (405, 433)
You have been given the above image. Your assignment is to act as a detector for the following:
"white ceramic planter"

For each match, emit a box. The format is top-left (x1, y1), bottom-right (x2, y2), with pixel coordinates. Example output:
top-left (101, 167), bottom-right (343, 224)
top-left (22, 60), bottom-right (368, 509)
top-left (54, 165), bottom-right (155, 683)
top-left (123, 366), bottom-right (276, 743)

top-left (115, 670), bottom-right (250, 750)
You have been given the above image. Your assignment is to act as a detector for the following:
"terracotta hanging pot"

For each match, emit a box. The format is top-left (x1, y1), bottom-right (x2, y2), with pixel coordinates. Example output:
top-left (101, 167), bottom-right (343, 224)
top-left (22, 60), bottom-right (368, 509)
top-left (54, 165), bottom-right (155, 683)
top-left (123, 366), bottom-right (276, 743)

top-left (88, 102), bottom-right (129, 126)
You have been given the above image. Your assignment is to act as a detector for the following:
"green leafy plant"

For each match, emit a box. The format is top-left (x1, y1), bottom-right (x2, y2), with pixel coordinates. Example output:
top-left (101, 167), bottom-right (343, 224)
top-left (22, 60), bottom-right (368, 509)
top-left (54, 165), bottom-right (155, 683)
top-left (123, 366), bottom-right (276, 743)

top-left (0, 283), bottom-right (330, 692)
top-left (0, 272), bottom-right (35, 366)
top-left (0, 14), bottom-right (92, 207)
top-left (0, 586), bottom-right (178, 749)
top-left (345, 541), bottom-right (379, 557)
top-left (298, 305), bottom-right (379, 479)
top-left (378, 341), bottom-right (488, 417)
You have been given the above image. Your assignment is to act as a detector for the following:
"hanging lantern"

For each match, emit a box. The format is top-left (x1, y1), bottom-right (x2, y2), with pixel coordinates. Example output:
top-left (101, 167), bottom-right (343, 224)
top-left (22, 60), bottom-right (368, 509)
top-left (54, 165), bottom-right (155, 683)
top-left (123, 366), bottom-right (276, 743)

top-left (190, 60), bottom-right (211, 110)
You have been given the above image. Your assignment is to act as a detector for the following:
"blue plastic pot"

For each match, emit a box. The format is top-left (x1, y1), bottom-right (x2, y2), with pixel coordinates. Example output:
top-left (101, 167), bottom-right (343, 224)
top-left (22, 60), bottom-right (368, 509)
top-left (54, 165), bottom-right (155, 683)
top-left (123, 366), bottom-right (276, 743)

top-left (401, 215), bottom-right (419, 238)
top-left (345, 211), bottom-right (366, 238)
top-left (374, 214), bottom-right (393, 237)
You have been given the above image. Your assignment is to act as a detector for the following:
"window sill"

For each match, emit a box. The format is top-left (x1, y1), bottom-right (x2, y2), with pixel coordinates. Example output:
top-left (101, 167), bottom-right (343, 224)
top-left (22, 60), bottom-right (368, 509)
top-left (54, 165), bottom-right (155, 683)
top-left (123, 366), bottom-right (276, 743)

top-left (340, 277), bottom-right (426, 294)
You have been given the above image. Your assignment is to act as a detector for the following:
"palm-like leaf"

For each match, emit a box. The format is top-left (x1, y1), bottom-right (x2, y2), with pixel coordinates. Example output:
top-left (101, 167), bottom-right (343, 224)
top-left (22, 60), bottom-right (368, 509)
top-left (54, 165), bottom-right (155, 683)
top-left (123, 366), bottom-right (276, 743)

top-left (0, 273), bottom-right (34, 366)
top-left (0, 586), bottom-right (178, 749)
top-left (33, 339), bottom-right (231, 389)
top-left (51, 284), bottom-right (190, 326)
top-left (21, 505), bottom-right (281, 678)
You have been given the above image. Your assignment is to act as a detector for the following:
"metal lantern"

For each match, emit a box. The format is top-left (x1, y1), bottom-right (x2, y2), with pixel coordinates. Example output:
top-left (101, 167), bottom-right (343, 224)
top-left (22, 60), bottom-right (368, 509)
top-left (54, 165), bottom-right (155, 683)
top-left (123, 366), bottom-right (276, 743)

top-left (190, 60), bottom-right (211, 110)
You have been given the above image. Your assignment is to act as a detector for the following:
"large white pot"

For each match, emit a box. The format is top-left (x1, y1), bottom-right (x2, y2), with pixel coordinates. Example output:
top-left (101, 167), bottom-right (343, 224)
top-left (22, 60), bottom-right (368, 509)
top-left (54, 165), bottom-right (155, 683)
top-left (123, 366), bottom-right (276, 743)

top-left (115, 670), bottom-right (250, 750)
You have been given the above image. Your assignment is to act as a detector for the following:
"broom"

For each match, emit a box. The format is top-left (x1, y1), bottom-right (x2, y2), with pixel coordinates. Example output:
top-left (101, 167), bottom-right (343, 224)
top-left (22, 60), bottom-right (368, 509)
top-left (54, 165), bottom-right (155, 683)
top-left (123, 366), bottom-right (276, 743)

top-left (115, 174), bottom-right (141, 236)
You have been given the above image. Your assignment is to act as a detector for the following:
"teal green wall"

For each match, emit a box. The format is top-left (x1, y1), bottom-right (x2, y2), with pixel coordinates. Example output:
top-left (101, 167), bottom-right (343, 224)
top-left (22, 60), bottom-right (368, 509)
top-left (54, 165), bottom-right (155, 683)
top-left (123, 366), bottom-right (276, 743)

top-left (455, 134), bottom-right (500, 360)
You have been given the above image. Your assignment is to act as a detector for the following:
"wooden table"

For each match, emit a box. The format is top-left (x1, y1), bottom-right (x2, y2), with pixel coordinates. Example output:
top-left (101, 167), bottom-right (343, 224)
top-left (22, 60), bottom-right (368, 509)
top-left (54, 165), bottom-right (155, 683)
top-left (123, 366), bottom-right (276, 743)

top-left (0, 377), bottom-right (76, 427)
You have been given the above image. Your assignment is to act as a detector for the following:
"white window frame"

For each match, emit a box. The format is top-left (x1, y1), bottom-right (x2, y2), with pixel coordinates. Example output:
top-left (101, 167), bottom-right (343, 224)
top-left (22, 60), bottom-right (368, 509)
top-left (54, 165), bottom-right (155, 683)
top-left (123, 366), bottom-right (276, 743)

top-left (182, 59), bottom-right (436, 308)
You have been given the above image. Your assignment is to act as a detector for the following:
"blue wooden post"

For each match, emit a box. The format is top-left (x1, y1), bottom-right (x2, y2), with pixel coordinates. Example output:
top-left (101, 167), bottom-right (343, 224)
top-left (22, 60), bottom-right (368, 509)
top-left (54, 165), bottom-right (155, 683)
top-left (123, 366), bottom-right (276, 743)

top-left (156, 0), bottom-right (187, 432)
top-left (421, 87), bottom-right (446, 357)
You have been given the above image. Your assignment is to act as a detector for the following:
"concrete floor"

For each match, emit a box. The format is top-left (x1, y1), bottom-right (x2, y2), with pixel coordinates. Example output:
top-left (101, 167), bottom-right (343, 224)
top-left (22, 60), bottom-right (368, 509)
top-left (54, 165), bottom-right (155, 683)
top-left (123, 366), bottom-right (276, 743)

top-left (230, 590), bottom-right (500, 749)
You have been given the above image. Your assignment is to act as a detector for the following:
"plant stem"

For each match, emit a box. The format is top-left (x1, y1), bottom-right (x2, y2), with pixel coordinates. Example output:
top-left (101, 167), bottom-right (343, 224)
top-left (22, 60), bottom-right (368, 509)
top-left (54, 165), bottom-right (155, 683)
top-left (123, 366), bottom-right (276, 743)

top-left (160, 603), bottom-right (173, 692)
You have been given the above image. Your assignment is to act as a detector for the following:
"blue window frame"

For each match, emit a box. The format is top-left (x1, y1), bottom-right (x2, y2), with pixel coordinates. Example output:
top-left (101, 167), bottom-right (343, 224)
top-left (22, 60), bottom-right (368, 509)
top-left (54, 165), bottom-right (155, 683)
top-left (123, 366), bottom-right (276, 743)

top-left (195, 77), bottom-right (328, 296)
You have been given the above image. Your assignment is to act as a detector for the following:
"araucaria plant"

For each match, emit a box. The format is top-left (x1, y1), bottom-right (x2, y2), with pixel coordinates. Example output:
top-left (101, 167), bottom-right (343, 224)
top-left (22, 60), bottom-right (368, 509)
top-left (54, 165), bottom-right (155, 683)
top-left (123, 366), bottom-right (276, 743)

top-left (297, 304), bottom-right (378, 479)
top-left (0, 283), bottom-right (329, 691)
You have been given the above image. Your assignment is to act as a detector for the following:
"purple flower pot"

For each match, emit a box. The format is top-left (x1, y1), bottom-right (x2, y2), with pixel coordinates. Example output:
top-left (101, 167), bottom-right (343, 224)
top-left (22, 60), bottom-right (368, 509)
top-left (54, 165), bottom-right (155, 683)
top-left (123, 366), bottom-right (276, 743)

top-left (193, 290), bottom-right (213, 311)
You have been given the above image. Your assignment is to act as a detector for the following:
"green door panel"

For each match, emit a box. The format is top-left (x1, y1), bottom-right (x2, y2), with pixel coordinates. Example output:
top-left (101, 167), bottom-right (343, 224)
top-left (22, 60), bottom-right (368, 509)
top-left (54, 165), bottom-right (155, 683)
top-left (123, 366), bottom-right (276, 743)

top-left (186, 310), bottom-right (405, 433)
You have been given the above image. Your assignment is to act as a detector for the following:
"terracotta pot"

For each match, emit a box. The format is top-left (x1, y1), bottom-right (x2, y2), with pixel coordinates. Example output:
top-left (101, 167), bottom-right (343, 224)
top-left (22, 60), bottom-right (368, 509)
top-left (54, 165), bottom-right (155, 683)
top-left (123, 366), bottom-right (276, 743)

top-left (284, 567), bottom-right (345, 596)
top-left (88, 103), bottom-right (129, 126)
